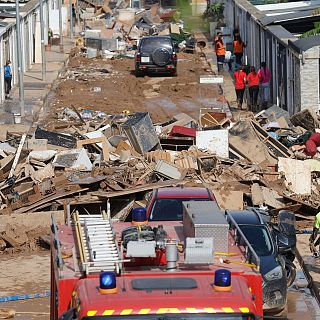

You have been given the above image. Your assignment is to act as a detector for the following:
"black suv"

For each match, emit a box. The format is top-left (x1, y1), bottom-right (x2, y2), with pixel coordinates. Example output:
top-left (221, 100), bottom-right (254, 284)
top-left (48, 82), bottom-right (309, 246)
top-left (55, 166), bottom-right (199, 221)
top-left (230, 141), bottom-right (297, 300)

top-left (135, 36), bottom-right (177, 77)
top-left (226, 209), bottom-right (289, 314)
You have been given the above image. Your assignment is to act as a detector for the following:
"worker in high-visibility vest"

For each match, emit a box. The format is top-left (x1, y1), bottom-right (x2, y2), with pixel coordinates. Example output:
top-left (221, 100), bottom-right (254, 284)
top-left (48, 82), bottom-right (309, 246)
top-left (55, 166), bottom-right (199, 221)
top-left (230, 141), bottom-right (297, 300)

top-left (233, 35), bottom-right (246, 66)
top-left (215, 33), bottom-right (226, 72)
top-left (310, 212), bottom-right (320, 257)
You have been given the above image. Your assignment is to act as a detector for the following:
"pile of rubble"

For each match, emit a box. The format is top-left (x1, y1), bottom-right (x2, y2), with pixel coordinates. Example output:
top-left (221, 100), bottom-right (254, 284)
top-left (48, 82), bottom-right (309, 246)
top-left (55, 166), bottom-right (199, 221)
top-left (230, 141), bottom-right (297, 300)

top-left (1, 103), bottom-right (320, 251)
top-left (77, 0), bottom-right (195, 59)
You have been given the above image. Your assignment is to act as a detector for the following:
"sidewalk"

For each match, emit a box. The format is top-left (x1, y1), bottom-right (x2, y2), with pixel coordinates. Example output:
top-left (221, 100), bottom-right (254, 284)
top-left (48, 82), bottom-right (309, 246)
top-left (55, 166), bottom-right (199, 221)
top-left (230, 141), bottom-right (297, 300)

top-left (199, 37), bottom-right (237, 107)
top-left (0, 37), bottom-right (74, 127)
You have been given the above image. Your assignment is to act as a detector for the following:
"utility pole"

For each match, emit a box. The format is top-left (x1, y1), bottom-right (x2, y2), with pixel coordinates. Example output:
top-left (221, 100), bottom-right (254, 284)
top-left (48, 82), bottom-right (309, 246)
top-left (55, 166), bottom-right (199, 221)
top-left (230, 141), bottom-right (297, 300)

top-left (39, 0), bottom-right (46, 80)
top-left (76, 0), bottom-right (80, 31)
top-left (15, 0), bottom-right (25, 117)
top-left (58, 0), bottom-right (63, 52)
top-left (70, 0), bottom-right (73, 38)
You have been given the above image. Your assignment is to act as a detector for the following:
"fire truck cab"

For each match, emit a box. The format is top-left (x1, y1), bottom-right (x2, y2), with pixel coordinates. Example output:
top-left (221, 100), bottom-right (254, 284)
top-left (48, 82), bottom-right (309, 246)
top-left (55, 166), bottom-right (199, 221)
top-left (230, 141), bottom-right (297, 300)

top-left (51, 201), bottom-right (263, 320)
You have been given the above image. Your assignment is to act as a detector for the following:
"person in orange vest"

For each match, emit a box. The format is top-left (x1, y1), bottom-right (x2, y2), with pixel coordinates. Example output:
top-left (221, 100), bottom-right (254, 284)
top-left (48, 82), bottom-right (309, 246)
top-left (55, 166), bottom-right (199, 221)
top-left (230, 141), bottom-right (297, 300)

top-left (233, 35), bottom-right (246, 66)
top-left (233, 65), bottom-right (246, 109)
top-left (215, 33), bottom-right (226, 72)
top-left (246, 66), bottom-right (260, 111)
top-left (213, 31), bottom-right (222, 46)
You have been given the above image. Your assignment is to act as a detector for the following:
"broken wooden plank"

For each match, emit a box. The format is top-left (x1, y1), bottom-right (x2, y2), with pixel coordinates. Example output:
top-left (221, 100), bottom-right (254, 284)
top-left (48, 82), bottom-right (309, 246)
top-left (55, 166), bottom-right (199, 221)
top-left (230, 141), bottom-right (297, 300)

top-left (71, 104), bottom-right (85, 123)
top-left (161, 113), bottom-right (196, 135)
top-left (13, 188), bottom-right (89, 214)
top-left (77, 136), bottom-right (109, 161)
top-left (93, 179), bottom-right (184, 198)
top-left (250, 120), bottom-right (292, 158)
top-left (9, 134), bottom-right (27, 178)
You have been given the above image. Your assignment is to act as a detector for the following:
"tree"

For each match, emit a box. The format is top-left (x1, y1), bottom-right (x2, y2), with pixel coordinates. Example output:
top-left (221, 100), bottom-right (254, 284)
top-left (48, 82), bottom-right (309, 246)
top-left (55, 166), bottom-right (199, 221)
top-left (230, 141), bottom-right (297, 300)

top-left (300, 9), bottom-right (320, 38)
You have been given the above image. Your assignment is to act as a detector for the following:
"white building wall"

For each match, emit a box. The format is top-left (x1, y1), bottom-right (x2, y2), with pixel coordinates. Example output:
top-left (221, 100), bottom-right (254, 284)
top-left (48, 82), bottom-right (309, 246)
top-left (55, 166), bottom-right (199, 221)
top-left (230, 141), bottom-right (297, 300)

top-left (300, 47), bottom-right (320, 112)
top-left (0, 0), bottom-right (50, 104)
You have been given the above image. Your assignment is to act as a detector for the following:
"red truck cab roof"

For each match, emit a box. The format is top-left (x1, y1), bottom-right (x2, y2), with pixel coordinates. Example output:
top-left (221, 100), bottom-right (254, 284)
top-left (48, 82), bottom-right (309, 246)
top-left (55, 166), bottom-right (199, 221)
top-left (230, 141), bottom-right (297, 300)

top-left (156, 187), bottom-right (214, 199)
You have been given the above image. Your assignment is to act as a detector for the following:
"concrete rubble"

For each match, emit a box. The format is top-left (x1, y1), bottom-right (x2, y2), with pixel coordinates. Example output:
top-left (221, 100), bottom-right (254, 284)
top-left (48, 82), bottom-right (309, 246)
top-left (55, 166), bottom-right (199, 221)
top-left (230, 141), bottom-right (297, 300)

top-left (1, 101), bottom-right (320, 253)
top-left (1, 2), bottom-right (320, 256)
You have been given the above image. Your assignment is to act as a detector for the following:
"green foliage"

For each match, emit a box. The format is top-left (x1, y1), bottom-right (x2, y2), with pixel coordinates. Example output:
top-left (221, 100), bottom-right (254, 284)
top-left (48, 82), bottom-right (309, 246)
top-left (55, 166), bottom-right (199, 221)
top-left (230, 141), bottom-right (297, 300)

top-left (300, 21), bottom-right (320, 38)
top-left (203, 3), bottom-right (224, 21)
top-left (176, 0), bottom-right (208, 32)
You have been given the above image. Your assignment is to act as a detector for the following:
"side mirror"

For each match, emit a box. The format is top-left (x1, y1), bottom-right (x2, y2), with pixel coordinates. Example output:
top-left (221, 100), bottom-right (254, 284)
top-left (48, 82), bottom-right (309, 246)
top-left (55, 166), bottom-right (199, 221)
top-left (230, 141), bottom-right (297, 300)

top-left (275, 234), bottom-right (291, 252)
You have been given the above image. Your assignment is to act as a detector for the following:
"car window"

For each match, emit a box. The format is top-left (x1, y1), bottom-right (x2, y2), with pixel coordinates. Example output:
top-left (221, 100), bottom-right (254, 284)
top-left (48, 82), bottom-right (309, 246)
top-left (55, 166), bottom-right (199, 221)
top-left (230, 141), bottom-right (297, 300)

top-left (240, 225), bottom-right (273, 256)
top-left (140, 38), bottom-right (173, 52)
top-left (150, 198), bottom-right (214, 221)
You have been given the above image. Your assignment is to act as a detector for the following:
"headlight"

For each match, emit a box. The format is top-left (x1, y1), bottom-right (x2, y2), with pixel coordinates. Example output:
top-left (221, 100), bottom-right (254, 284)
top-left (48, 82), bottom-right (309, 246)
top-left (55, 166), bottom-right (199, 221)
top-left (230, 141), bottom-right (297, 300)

top-left (264, 266), bottom-right (283, 281)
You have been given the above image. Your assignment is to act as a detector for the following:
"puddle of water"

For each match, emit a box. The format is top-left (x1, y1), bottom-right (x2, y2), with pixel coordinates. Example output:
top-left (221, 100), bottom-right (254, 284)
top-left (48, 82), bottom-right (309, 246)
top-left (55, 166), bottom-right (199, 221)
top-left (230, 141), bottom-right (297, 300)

top-left (287, 262), bottom-right (320, 319)
top-left (145, 97), bottom-right (177, 110)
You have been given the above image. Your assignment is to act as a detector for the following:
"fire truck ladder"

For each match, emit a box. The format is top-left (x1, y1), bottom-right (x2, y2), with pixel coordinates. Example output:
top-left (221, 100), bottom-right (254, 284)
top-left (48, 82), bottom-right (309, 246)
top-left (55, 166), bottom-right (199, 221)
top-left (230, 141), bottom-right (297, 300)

top-left (74, 212), bottom-right (121, 274)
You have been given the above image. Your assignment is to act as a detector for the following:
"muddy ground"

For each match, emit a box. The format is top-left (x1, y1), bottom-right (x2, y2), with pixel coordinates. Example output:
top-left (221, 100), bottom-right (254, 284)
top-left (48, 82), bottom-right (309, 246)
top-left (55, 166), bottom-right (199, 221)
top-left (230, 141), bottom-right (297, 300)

top-left (43, 49), bottom-right (222, 129)
top-left (1, 47), bottom-right (318, 320)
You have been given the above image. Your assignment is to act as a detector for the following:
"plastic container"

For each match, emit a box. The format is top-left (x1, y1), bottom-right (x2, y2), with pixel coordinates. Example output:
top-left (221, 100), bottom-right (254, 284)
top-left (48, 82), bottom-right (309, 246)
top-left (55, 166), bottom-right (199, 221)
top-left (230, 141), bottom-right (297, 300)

top-left (14, 113), bottom-right (22, 124)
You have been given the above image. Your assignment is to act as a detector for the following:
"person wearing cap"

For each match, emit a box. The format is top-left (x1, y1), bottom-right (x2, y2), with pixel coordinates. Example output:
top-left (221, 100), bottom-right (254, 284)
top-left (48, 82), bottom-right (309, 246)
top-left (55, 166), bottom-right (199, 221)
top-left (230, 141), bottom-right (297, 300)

top-left (309, 212), bottom-right (320, 256)
top-left (4, 60), bottom-right (12, 99)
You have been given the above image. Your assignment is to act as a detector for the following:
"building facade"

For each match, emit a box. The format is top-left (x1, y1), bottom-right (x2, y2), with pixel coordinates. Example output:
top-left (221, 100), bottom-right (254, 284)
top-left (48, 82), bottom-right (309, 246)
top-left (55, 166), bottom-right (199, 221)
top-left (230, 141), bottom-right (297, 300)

top-left (0, 0), bottom-right (56, 103)
top-left (224, 0), bottom-right (320, 114)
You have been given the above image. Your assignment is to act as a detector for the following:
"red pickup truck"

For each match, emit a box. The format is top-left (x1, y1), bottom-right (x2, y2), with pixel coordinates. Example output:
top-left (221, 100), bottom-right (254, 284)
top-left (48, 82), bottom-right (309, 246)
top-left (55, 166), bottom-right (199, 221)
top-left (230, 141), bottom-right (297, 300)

top-left (146, 186), bottom-right (218, 221)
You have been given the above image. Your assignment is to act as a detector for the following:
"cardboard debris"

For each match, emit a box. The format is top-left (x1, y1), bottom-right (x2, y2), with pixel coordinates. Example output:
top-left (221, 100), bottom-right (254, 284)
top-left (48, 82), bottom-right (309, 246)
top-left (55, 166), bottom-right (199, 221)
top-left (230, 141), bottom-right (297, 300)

top-left (229, 120), bottom-right (277, 166)
top-left (251, 183), bottom-right (284, 209)
top-left (278, 158), bottom-right (311, 195)
top-left (214, 190), bottom-right (243, 210)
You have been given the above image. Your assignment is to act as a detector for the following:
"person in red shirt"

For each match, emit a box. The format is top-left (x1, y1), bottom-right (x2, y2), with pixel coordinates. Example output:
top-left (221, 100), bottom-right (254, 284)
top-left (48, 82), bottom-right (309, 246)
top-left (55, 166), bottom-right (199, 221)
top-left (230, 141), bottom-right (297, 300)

top-left (246, 66), bottom-right (260, 111)
top-left (234, 66), bottom-right (246, 109)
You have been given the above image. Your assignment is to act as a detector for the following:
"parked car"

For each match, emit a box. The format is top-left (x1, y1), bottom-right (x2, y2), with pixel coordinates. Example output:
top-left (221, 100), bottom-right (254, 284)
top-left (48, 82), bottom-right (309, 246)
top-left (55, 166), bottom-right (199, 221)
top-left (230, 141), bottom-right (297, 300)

top-left (135, 36), bottom-right (177, 77)
top-left (226, 208), bottom-right (295, 314)
top-left (145, 187), bottom-right (218, 221)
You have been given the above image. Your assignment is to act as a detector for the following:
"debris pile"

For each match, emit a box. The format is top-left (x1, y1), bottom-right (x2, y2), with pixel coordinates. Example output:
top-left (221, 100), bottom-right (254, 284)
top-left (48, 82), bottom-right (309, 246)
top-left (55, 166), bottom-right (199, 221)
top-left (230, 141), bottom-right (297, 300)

top-left (76, 1), bottom-right (196, 59)
top-left (1, 102), bottom-right (320, 250)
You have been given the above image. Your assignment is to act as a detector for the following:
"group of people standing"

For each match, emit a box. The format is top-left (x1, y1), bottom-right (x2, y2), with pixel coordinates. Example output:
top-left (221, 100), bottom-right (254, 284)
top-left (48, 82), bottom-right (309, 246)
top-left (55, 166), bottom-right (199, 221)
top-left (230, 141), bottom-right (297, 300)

top-left (214, 29), bottom-right (271, 111)
top-left (234, 63), bottom-right (271, 111)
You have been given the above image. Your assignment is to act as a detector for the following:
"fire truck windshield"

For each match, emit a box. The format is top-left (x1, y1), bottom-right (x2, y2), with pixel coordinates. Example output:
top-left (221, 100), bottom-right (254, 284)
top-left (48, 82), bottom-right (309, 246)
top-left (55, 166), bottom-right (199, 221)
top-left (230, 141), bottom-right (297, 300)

top-left (82, 314), bottom-right (256, 320)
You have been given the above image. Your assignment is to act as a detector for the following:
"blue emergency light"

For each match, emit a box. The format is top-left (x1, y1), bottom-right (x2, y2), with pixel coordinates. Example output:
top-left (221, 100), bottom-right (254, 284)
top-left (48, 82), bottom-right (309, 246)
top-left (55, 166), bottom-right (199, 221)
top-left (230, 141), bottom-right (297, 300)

top-left (132, 207), bottom-right (147, 225)
top-left (99, 272), bottom-right (117, 294)
top-left (213, 269), bottom-right (232, 292)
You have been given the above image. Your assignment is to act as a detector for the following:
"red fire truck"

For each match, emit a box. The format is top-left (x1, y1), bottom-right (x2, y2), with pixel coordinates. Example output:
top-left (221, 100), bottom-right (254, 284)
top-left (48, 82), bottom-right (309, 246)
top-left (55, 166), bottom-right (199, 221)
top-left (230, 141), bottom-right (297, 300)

top-left (51, 201), bottom-right (264, 320)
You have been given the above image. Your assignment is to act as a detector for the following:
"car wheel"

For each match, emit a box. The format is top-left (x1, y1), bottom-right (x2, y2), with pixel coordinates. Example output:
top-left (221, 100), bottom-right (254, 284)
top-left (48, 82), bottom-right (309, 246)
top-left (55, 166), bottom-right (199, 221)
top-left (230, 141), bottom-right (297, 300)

top-left (152, 48), bottom-right (170, 67)
top-left (135, 69), bottom-right (144, 77)
top-left (285, 263), bottom-right (296, 287)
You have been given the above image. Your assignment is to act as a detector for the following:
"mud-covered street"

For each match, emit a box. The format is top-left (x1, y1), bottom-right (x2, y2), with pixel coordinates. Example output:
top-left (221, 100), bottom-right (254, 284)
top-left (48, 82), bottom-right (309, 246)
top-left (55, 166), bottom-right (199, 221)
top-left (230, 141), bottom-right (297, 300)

top-left (43, 49), bottom-right (222, 128)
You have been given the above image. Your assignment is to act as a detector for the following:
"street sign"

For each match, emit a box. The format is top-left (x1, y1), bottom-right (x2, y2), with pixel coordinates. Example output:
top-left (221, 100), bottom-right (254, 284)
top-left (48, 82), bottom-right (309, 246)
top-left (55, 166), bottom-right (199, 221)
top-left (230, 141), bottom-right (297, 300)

top-left (199, 75), bottom-right (224, 84)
